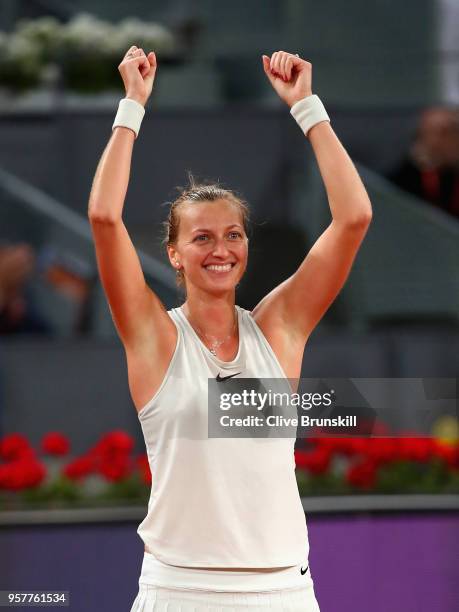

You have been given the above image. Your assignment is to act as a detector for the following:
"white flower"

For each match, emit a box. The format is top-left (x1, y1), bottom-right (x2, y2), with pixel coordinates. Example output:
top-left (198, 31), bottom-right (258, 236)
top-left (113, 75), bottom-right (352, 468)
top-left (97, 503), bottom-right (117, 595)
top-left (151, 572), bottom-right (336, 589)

top-left (59, 13), bottom-right (116, 54)
top-left (15, 16), bottom-right (61, 42)
top-left (6, 32), bottom-right (42, 68)
top-left (110, 17), bottom-right (178, 56)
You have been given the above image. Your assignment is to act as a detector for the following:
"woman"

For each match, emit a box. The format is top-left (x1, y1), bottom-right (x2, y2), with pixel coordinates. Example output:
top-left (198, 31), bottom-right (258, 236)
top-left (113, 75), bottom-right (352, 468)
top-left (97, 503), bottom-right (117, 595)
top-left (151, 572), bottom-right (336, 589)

top-left (88, 46), bottom-right (372, 611)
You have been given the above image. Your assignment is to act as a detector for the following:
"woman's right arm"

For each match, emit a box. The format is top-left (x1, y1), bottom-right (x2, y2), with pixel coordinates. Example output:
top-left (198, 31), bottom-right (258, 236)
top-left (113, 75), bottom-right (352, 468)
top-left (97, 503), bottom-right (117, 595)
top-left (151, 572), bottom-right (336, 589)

top-left (88, 47), bottom-right (176, 355)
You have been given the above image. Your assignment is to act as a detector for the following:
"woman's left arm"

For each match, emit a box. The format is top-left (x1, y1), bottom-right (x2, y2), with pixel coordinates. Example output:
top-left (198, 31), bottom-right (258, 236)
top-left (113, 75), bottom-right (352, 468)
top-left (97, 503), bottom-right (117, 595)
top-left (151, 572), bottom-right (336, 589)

top-left (254, 52), bottom-right (372, 340)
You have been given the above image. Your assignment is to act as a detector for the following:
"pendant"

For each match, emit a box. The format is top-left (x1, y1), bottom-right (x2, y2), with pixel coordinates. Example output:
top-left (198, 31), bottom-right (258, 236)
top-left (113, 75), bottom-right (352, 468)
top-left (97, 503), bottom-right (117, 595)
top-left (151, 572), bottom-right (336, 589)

top-left (210, 347), bottom-right (217, 356)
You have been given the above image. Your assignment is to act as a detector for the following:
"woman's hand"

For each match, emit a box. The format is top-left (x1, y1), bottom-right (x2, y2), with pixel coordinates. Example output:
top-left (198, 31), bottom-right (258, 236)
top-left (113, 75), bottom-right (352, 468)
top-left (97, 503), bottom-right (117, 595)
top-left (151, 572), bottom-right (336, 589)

top-left (262, 51), bottom-right (312, 108)
top-left (118, 46), bottom-right (157, 107)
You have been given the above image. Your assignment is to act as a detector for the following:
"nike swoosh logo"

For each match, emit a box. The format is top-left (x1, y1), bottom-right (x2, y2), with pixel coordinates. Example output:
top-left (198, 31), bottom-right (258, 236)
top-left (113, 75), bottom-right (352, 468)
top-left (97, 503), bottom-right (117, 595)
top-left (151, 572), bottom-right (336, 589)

top-left (300, 566), bottom-right (309, 575)
top-left (216, 372), bottom-right (241, 382)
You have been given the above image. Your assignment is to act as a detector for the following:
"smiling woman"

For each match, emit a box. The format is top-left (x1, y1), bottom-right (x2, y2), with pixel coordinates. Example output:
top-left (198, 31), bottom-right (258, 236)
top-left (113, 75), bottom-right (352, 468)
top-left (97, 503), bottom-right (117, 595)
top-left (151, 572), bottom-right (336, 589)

top-left (162, 176), bottom-right (250, 291)
top-left (88, 45), bottom-right (372, 612)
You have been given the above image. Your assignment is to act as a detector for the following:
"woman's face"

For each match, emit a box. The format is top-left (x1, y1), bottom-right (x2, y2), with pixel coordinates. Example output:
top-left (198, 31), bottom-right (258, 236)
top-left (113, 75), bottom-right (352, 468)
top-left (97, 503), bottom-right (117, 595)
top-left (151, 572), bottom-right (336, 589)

top-left (168, 199), bottom-right (248, 295)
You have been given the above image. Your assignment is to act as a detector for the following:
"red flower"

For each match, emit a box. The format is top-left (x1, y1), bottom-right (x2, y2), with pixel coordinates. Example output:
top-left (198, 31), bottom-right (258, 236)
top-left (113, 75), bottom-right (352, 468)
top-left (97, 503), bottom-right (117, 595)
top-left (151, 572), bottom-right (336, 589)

top-left (365, 438), bottom-right (399, 464)
top-left (346, 459), bottom-right (378, 490)
top-left (98, 455), bottom-right (133, 482)
top-left (0, 433), bottom-right (34, 461)
top-left (0, 459), bottom-right (46, 491)
top-left (41, 432), bottom-right (70, 457)
top-left (63, 455), bottom-right (95, 481)
top-left (310, 437), bottom-right (335, 451)
top-left (295, 447), bottom-right (331, 474)
top-left (0, 464), bottom-right (9, 488)
top-left (136, 454), bottom-right (152, 485)
top-left (19, 459), bottom-right (47, 488)
top-left (90, 431), bottom-right (134, 460)
top-left (398, 437), bottom-right (433, 463)
top-left (433, 441), bottom-right (459, 469)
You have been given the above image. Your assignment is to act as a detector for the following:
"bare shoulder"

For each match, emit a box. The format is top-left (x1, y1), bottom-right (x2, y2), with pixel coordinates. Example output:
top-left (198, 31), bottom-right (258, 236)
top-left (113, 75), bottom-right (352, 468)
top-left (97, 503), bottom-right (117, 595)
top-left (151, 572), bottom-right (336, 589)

top-left (124, 294), bottom-right (178, 413)
top-left (250, 290), bottom-right (308, 380)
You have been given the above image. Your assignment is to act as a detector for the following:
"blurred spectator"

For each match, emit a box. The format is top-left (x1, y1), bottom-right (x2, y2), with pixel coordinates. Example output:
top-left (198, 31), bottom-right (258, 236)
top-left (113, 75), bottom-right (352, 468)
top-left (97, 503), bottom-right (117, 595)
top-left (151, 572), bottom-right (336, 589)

top-left (0, 242), bottom-right (52, 335)
top-left (387, 106), bottom-right (459, 218)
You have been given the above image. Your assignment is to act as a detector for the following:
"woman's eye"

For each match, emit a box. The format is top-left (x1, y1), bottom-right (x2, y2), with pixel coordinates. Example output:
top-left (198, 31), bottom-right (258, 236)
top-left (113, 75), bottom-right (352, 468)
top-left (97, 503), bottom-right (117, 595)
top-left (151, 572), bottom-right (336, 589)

top-left (195, 234), bottom-right (209, 242)
top-left (228, 232), bottom-right (242, 239)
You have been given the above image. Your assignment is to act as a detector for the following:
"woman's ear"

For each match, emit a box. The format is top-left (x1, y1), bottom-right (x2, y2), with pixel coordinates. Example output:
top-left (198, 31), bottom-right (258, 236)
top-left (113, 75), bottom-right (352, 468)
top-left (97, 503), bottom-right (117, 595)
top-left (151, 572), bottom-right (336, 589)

top-left (167, 245), bottom-right (180, 268)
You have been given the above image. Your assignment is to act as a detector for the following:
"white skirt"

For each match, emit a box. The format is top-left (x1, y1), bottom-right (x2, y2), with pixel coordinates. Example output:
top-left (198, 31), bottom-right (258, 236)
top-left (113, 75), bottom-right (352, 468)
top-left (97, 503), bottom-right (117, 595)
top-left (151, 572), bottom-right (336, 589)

top-left (129, 552), bottom-right (320, 611)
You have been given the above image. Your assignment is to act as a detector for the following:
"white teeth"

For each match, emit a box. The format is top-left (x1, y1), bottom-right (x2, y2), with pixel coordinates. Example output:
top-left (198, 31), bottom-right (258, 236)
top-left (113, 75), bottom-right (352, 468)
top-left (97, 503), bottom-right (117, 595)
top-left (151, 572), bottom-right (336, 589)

top-left (206, 264), bottom-right (232, 272)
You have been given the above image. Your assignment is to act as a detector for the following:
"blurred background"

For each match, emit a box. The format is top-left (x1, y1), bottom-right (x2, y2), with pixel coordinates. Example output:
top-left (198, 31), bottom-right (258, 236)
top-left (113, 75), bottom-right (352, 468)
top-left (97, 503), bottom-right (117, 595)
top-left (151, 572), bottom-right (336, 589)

top-left (0, 1), bottom-right (458, 611)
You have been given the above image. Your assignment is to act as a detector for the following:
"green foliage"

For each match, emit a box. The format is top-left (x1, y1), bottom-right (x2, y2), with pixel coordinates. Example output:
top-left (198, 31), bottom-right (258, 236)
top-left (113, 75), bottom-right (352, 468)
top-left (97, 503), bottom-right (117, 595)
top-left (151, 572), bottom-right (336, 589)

top-left (296, 469), bottom-right (351, 496)
top-left (377, 459), bottom-right (455, 494)
top-left (20, 476), bottom-right (83, 507)
top-left (297, 456), bottom-right (458, 496)
top-left (102, 473), bottom-right (150, 504)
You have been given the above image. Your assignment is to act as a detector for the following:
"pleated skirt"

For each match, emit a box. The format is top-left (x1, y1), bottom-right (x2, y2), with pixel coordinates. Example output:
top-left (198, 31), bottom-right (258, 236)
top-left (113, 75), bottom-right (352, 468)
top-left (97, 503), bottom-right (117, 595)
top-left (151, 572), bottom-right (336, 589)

top-left (129, 583), bottom-right (321, 611)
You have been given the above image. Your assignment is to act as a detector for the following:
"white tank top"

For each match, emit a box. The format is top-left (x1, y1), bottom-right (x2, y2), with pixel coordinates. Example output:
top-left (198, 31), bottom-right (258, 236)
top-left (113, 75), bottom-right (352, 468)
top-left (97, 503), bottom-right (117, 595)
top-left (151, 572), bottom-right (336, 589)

top-left (136, 305), bottom-right (309, 568)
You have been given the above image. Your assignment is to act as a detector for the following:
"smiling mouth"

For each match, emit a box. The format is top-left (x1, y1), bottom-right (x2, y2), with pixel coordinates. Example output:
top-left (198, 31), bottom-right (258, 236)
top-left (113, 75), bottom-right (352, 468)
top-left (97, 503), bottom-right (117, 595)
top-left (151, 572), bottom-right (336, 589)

top-left (204, 263), bottom-right (236, 273)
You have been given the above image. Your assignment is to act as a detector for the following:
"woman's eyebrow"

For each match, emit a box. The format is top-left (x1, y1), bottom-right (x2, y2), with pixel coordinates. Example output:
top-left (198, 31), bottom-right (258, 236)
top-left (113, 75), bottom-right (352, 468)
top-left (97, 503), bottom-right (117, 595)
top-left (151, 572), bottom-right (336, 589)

top-left (191, 224), bottom-right (242, 233)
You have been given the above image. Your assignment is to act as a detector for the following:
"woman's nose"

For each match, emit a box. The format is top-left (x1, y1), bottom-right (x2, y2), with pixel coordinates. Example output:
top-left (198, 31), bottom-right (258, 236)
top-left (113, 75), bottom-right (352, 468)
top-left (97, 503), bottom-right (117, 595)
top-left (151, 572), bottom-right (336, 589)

top-left (212, 239), bottom-right (230, 257)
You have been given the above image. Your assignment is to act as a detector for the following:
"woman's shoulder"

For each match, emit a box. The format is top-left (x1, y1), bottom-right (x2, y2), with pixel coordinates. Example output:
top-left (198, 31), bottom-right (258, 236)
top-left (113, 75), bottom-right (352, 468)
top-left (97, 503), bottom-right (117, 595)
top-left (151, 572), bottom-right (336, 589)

top-left (236, 304), bottom-right (256, 327)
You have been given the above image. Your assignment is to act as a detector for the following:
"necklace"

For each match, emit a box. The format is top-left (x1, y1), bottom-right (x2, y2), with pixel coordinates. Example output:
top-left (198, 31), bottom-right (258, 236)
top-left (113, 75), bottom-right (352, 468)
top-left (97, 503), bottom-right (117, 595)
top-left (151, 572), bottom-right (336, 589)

top-left (189, 310), bottom-right (238, 356)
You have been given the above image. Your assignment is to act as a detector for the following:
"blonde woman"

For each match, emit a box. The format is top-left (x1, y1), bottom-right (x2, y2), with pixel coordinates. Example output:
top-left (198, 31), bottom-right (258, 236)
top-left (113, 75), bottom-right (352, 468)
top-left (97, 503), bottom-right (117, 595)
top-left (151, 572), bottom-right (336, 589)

top-left (88, 46), bottom-right (372, 611)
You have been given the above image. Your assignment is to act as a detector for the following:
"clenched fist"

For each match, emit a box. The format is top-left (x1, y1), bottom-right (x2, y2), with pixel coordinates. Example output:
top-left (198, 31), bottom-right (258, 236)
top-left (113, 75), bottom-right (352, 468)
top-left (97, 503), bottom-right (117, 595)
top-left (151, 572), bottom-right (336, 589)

top-left (262, 51), bottom-right (312, 108)
top-left (118, 46), bottom-right (157, 107)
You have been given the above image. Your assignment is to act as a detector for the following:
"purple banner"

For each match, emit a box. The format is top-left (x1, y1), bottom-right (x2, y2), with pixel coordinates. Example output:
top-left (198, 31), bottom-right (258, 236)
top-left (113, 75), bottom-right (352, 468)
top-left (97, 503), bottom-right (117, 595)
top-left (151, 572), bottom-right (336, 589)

top-left (0, 513), bottom-right (457, 611)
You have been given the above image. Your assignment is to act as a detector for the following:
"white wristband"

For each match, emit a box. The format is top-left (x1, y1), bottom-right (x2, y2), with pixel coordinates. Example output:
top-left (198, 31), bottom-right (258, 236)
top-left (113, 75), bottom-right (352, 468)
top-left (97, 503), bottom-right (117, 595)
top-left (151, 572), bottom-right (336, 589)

top-left (290, 95), bottom-right (330, 137)
top-left (112, 98), bottom-right (145, 139)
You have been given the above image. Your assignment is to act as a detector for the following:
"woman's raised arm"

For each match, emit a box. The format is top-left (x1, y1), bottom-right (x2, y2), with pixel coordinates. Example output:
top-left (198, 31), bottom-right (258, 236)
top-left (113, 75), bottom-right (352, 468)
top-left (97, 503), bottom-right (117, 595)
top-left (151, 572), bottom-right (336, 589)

top-left (253, 52), bottom-right (372, 342)
top-left (88, 47), bottom-right (175, 353)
